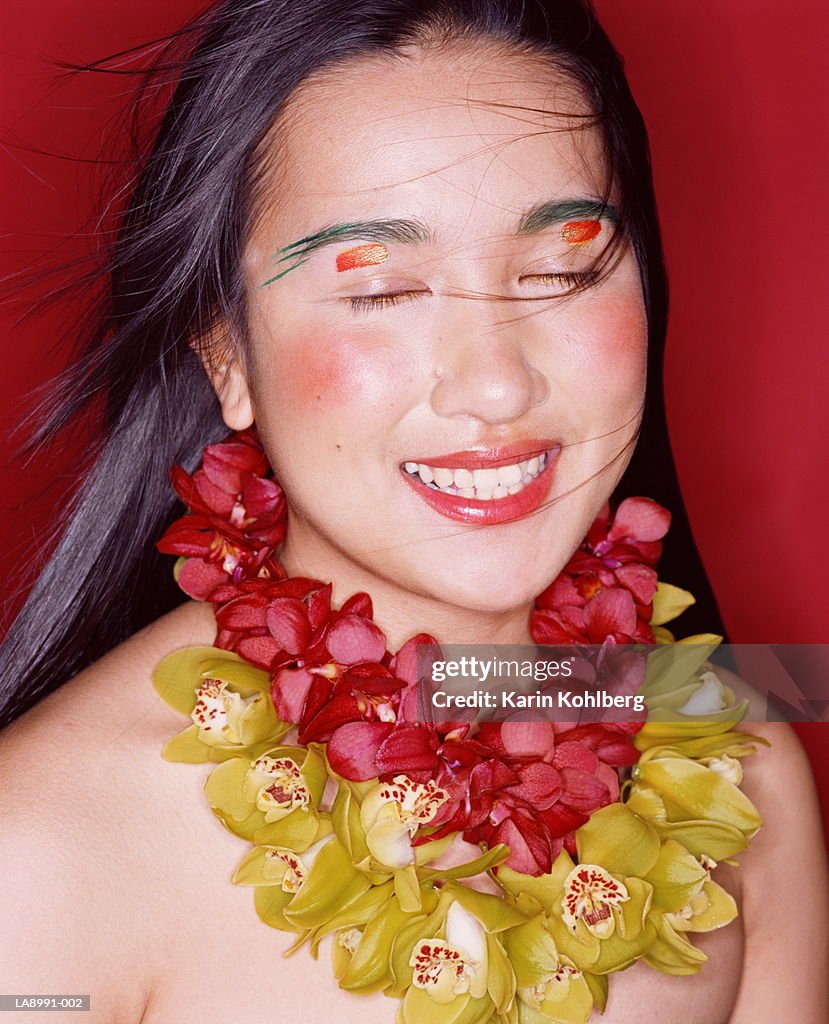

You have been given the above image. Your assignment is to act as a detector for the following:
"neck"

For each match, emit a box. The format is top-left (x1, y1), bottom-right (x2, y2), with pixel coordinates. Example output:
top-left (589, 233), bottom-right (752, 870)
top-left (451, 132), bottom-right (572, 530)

top-left (278, 518), bottom-right (535, 652)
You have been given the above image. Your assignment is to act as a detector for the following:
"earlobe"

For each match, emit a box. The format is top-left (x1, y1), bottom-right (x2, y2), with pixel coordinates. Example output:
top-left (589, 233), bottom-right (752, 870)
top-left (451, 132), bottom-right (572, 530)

top-left (193, 321), bottom-right (254, 430)
top-left (194, 329), bottom-right (255, 430)
top-left (213, 360), bottom-right (255, 430)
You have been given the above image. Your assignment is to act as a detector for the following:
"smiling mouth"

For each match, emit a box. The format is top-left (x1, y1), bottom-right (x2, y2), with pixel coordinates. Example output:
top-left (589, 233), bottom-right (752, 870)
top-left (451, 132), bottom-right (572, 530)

top-left (399, 444), bottom-right (561, 525)
top-left (402, 452), bottom-right (551, 501)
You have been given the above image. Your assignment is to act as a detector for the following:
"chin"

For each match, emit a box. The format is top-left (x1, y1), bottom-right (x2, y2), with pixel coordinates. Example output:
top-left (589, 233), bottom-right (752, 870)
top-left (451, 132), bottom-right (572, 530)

top-left (405, 553), bottom-right (565, 616)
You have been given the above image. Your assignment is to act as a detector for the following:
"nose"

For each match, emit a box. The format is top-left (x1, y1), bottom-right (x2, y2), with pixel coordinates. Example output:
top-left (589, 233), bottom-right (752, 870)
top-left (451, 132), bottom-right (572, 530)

top-left (429, 318), bottom-right (550, 425)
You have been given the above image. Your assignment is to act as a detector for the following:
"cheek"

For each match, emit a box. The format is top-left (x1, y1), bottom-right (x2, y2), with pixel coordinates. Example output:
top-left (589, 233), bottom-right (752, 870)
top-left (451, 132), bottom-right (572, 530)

top-left (275, 330), bottom-right (409, 412)
top-left (569, 298), bottom-right (648, 407)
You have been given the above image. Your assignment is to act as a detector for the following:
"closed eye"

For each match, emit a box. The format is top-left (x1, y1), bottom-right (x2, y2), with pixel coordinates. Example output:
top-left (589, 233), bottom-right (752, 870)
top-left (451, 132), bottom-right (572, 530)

top-left (348, 290), bottom-right (430, 313)
top-left (521, 271), bottom-right (598, 288)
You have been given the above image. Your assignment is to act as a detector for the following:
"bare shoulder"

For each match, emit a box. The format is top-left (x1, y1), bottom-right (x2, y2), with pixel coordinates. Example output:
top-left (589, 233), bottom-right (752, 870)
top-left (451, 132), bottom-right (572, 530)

top-left (0, 601), bottom-right (218, 1024)
top-left (1, 599), bottom-right (217, 749)
top-left (729, 717), bottom-right (829, 1022)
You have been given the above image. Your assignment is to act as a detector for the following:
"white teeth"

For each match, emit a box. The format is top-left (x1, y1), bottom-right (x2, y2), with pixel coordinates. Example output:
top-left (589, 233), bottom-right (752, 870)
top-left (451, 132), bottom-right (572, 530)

top-left (402, 451), bottom-right (551, 502)
top-left (472, 467), bottom-right (499, 490)
top-left (497, 463), bottom-right (522, 486)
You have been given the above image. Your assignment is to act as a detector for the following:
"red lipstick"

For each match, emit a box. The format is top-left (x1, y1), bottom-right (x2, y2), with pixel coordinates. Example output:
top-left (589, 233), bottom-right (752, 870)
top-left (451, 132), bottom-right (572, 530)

top-left (400, 442), bottom-right (560, 525)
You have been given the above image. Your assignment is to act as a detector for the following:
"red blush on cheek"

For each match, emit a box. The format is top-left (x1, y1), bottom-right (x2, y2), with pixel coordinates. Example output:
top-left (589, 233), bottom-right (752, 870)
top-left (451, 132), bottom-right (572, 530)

top-left (336, 242), bottom-right (388, 272)
top-left (561, 220), bottom-right (601, 245)
top-left (286, 346), bottom-right (352, 405)
top-left (282, 331), bottom-right (401, 409)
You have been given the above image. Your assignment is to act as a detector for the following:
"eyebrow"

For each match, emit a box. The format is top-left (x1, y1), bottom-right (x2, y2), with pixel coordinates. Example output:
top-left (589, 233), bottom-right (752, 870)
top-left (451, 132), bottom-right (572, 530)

top-left (261, 219), bottom-right (430, 286)
top-left (517, 198), bottom-right (618, 235)
top-left (261, 198), bottom-right (617, 287)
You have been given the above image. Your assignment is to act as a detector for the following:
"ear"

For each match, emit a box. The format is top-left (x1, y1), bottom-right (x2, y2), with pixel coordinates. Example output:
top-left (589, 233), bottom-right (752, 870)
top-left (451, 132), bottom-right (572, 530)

top-left (210, 360), bottom-right (255, 430)
top-left (194, 329), bottom-right (255, 431)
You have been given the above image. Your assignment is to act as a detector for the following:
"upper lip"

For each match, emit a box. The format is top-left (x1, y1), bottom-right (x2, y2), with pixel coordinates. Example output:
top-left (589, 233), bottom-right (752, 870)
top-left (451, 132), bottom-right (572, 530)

top-left (401, 439), bottom-right (559, 470)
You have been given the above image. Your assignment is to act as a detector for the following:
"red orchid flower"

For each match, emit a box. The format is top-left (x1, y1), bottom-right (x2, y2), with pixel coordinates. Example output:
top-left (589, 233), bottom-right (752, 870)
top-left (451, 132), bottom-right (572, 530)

top-left (533, 497), bottom-right (671, 645)
top-left (212, 577), bottom-right (330, 667)
top-left (259, 590), bottom-right (409, 746)
top-left (157, 428), bottom-right (287, 599)
top-left (532, 586), bottom-right (654, 645)
top-left (408, 720), bottom-right (640, 874)
top-left (322, 633), bottom-right (443, 779)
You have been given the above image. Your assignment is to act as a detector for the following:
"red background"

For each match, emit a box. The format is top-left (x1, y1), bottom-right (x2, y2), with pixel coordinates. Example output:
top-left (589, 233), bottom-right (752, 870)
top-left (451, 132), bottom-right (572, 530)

top-left (1, 2), bottom-right (827, 831)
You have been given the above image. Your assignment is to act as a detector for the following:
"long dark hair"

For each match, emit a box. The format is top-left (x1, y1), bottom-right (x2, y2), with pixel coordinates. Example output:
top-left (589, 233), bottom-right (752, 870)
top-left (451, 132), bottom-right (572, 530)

top-left (0, 0), bottom-right (722, 729)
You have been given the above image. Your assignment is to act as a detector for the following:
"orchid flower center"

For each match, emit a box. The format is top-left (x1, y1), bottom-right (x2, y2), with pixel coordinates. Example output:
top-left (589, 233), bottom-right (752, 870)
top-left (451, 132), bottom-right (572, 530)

top-left (337, 928), bottom-right (363, 955)
top-left (248, 756), bottom-right (310, 816)
top-left (208, 534), bottom-right (242, 573)
top-left (378, 776), bottom-right (449, 834)
top-left (264, 848), bottom-right (306, 893)
top-left (410, 940), bottom-right (479, 1000)
top-left (229, 500), bottom-right (248, 528)
top-left (521, 964), bottom-right (584, 1008)
top-left (562, 865), bottom-right (629, 938)
top-left (191, 678), bottom-right (253, 743)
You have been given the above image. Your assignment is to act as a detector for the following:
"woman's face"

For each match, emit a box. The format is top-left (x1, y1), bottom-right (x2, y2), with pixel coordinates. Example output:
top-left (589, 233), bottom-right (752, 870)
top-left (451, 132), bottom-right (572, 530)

top-left (233, 42), bottom-right (647, 615)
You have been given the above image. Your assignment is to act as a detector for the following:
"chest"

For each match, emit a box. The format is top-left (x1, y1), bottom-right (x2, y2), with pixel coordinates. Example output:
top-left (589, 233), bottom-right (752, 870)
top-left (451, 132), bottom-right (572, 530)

top-left (141, 801), bottom-right (745, 1024)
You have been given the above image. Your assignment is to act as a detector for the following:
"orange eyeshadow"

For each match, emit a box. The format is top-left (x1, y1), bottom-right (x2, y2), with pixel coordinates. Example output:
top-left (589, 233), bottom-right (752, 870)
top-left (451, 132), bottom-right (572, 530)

top-left (335, 242), bottom-right (389, 272)
top-left (561, 220), bottom-right (602, 245)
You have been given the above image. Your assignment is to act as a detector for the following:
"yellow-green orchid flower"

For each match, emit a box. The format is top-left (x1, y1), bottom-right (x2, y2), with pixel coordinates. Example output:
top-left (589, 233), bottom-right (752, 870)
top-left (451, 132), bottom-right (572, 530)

top-left (153, 646), bottom-right (289, 762)
top-left (392, 885), bottom-right (523, 1024)
top-left (665, 877), bottom-right (737, 933)
top-left (630, 755), bottom-right (762, 839)
top-left (505, 915), bottom-right (595, 1024)
top-left (205, 744), bottom-right (329, 846)
top-left (238, 833), bottom-right (335, 934)
top-left (335, 889), bottom-right (430, 993)
top-left (360, 775), bottom-right (450, 869)
top-left (409, 901), bottom-right (489, 1003)
top-left (640, 638), bottom-right (749, 729)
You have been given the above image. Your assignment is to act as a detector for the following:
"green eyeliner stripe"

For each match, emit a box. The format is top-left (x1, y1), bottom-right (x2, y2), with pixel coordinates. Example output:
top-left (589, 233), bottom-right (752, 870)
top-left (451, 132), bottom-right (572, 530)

top-left (517, 199), bottom-right (618, 235)
top-left (260, 219), bottom-right (429, 288)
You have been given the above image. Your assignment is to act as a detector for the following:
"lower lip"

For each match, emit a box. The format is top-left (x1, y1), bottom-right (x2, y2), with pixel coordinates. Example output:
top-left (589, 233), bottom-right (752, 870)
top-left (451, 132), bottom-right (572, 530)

top-left (401, 449), bottom-right (560, 525)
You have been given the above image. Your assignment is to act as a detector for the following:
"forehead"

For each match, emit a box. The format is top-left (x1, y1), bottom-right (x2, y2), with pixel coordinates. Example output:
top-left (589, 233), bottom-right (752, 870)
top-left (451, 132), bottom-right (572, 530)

top-left (254, 42), bottom-right (607, 249)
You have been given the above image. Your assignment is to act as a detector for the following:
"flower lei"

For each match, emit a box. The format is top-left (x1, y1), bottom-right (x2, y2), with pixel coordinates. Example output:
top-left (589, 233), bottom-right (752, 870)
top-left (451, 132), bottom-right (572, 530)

top-left (153, 428), bottom-right (764, 1024)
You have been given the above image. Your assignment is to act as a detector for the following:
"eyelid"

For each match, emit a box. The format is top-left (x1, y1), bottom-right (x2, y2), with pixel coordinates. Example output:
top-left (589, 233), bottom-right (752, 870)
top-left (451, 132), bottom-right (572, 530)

top-left (519, 270), bottom-right (599, 286)
top-left (347, 289), bottom-right (430, 313)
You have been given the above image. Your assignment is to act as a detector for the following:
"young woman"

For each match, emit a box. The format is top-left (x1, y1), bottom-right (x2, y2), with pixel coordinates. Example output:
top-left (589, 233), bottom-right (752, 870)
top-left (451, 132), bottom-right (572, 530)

top-left (1, 2), bottom-right (825, 1022)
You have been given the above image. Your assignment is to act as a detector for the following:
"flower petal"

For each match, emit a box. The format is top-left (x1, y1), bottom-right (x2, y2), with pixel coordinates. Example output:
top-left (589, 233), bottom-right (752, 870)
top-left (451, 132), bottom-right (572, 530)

top-left (608, 497), bottom-right (671, 543)
top-left (327, 721), bottom-right (393, 780)
top-left (266, 597), bottom-right (312, 655)
top-left (327, 614), bottom-right (387, 665)
top-left (576, 804), bottom-right (661, 878)
top-left (177, 556), bottom-right (231, 599)
top-left (375, 726), bottom-right (438, 774)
